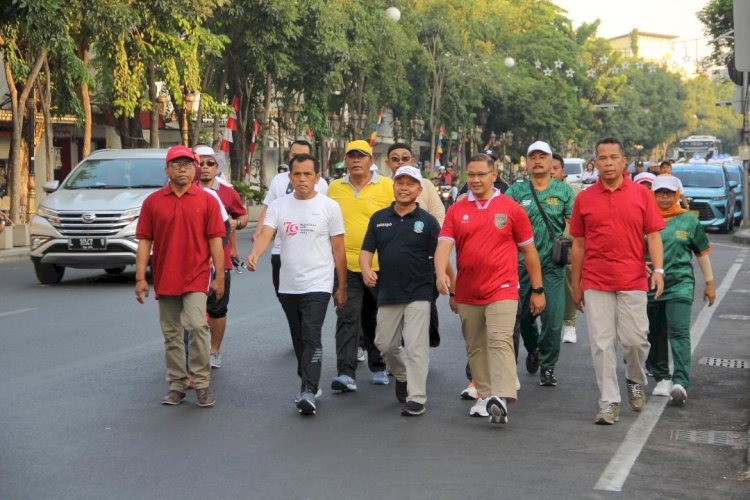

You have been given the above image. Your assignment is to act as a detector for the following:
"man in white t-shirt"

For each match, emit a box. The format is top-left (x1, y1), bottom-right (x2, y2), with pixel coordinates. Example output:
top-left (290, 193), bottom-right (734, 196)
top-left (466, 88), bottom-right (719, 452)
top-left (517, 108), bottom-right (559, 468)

top-left (252, 140), bottom-right (329, 295)
top-left (247, 153), bottom-right (347, 416)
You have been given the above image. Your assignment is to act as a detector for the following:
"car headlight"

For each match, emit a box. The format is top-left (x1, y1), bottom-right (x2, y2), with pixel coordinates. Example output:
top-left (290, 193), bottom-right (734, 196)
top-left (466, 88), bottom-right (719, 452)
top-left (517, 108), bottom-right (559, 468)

top-left (121, 207), bottom-right (141, 224)
top-left (711, 195), bottom-right (727, 201)
top-left (36, 206), bottom-right (60, 224)
top-left (31, 236), bottom-right (50, 250)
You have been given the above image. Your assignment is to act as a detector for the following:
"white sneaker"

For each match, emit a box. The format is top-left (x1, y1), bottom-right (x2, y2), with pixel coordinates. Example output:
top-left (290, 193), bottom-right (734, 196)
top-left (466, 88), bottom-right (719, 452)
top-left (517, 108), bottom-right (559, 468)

top-left (516, 378), bottom-right (521, 391)
top-left (357, 347), bottom-right (366, 362)
top-left (469, 397), bottom-right (489, 417)
top-left (486, 396), bottom-right (509, 424)
top-left (460, 382), bottom-right (478, 400)
top-left (652, 379), bottom-right (673, 396)
top-left (210, 351), bottom-right (222, 369)
top-left (562, 326), bottom-right (577, 343)
top-left (670, 384), bottom-right (687, 405)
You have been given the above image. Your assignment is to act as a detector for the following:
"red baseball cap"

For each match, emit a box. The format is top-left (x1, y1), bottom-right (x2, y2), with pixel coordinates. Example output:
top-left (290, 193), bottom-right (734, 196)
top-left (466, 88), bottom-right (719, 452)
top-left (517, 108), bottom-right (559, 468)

top-left (165, 145), bottom-right (198, 166)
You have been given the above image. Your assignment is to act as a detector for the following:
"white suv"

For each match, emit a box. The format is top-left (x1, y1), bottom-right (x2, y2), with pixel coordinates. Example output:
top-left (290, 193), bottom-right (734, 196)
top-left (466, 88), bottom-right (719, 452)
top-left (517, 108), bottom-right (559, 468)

top-left (30, 149), bottom-right (168, 284)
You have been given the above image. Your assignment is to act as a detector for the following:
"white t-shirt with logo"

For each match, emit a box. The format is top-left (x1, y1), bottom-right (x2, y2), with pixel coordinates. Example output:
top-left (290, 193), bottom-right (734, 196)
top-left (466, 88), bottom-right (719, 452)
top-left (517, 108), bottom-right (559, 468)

top-left (264, 192), bottom-right (345, 294)
top-left (263, 172), bottom-right (329, 255)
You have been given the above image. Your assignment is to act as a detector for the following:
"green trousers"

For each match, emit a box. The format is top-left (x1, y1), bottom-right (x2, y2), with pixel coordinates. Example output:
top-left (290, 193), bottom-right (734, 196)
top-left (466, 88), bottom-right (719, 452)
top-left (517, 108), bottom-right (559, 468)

top-left (518, 264), bottom-right (565, 370)
top-left (563, 264), bottom-right (577, 326)
top-left (646, 298), bottom-right (692, 388)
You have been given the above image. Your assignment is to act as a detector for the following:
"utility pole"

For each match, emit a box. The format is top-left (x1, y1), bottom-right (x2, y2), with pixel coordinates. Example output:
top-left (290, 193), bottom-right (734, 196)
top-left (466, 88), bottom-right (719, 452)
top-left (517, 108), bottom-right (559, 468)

top-left (740, 72), bottom-right (750, 230)
top-left (735, 1), bottom-right (750, 229)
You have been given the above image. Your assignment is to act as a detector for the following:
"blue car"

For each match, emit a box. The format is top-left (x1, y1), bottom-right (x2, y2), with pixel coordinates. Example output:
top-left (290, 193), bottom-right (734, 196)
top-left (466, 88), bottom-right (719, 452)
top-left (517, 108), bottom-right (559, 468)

top-left (671, 164), bottom-right (738, 233)
top-left (724, 163), bottom-right (744, 225)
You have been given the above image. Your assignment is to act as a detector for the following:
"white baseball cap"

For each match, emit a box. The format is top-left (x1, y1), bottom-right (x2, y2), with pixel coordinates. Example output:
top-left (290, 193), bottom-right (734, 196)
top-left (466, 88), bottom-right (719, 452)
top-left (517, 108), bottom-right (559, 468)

top-left (527, 140), bottom-right (552, 156)
top-left (651, 175), bottom-right (681, 192)
top-left (633, 172), bottom-right (656, 185)
top-left (393, 165), bottom-right (422, 182)
top-left (193, 145), bottom-right (225, 171)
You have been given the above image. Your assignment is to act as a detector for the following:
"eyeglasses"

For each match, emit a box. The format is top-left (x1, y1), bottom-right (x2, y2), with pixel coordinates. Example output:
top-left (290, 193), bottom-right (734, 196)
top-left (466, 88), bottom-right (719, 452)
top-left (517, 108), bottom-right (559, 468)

top-left (466, 171), bottom-right (493, 179)
top-left (654, 190), bottom-right (675, 197)
top-left (200, 160), bottom-right (216, 167)
top-left (389, 155), bottom-right (412, 164)
top-left (168, 160), bottom-right (195, 170)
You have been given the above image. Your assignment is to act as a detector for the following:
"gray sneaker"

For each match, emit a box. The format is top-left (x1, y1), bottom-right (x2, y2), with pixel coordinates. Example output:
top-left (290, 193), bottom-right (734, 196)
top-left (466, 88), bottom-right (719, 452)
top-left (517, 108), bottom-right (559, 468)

top-left (626, 380), bottom-right (645, 412)
top-left (195, 387), bottom-right (215, 407)
top-left (296, 391), bottom-right (316, 415)
top-left (595, 403), bottom-right (620, 424)
top-left (331, 375), bottom-right (357, 392)
top-left (210, 352), bottom-right (222, 369)
top-left (161, 390), bottom-right (186, 405)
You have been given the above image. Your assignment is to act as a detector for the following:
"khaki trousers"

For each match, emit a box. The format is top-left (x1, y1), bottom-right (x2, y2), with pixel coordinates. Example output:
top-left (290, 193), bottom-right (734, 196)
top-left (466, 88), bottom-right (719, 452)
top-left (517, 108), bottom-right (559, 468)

top-left (584, 290), bottom-right (650, 408)
top-left (374, 301), bottom-right (430, 405)
top-left (456, 300), bottom-right (518, 402)
top-left (158, 292), bottom-right (211, 391)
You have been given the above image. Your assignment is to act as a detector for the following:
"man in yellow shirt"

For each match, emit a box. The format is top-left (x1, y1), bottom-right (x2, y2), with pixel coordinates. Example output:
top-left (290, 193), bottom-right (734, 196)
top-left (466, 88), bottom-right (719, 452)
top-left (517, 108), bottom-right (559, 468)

top-left (328, 140), bottom-right (395, 391)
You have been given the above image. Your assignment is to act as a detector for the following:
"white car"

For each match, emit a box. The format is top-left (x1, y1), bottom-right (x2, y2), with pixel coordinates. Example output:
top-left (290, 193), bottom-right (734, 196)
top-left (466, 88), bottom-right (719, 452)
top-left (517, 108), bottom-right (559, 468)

top-left (563, 157), bottom-right (585, 184)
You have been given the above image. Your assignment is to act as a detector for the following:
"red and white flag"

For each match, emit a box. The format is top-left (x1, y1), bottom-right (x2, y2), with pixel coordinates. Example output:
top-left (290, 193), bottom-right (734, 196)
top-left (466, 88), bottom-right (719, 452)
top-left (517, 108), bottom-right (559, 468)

top-left (220, 97), bottom-right (239, 153)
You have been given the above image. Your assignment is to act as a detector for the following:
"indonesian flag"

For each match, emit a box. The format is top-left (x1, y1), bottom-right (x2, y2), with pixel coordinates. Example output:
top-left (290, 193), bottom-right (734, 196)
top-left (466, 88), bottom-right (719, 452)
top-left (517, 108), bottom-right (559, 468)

top-left (305, 128), bottom-right (314, 142)
top-left (369, 109), bottom-right (383, 147)
top-left (245, 119), bottom-right (260, 175)
top-left (220, 97), bottom-right (239, 153)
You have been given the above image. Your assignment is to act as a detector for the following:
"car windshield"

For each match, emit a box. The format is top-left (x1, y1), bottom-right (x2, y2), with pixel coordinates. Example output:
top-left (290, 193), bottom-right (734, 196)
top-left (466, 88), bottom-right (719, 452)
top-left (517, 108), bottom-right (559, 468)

top-left (672, 169), bottom-right (724, 189)
top-left (726, 168), bottom-right (740, 185)
top-left (564, 161), bottom-right (582, 175)
top-left (63, 158), bottom-right (167, 189)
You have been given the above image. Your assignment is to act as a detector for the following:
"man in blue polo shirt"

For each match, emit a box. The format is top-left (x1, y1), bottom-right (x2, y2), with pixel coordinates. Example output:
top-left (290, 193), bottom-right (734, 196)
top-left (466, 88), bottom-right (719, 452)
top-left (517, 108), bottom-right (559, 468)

top-left (359, 165), bottom-right (441, 416)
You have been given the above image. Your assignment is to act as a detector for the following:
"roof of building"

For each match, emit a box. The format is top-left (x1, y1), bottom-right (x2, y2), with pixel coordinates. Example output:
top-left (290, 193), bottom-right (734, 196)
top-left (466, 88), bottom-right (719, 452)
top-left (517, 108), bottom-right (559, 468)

top-left (609, 32), bottom-right (678, 41)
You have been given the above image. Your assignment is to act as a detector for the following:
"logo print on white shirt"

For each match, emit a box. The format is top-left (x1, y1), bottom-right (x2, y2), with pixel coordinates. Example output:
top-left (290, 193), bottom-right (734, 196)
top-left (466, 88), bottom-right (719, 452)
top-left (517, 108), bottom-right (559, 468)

top-left (283, 221), bottom-right (299, 236)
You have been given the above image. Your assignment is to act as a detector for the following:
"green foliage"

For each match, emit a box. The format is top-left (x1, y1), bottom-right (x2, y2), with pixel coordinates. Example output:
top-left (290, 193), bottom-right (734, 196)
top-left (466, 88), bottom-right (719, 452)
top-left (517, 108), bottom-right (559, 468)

top-left (698, 0), bottom-right (734, 66)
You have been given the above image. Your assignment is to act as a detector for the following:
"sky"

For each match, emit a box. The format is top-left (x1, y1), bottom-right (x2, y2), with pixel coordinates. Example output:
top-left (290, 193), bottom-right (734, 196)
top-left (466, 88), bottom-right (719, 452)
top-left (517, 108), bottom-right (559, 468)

top-left (553, 0), bottom-right (713, 61)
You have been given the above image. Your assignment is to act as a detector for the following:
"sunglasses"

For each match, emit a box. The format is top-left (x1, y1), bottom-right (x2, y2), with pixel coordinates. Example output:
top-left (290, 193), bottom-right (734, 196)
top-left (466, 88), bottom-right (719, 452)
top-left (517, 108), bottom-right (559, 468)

top-left (200, 160), bottom-right (217, 167)
top-left (389, 155), bottom-right (412, 163)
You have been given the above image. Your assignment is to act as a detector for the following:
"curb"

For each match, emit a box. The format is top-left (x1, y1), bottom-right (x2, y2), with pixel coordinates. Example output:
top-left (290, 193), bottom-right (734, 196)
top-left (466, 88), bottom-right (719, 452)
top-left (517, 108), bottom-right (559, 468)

top-left (0, 247), bottom-right (29, 263)
top-left (732, 228), bottom-right (750, 246)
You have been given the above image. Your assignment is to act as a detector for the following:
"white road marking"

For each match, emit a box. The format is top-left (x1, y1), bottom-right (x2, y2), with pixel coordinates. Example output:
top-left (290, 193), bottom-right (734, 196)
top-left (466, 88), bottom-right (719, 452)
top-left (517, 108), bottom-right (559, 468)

top-left (0, 308), bottom-right (36, 318)
top-left (713, 242), bottom-right (749, 250)
top-left (718, 314), bottom-right (750, 321)
top-left (594, 262), bottom-right (742, 492)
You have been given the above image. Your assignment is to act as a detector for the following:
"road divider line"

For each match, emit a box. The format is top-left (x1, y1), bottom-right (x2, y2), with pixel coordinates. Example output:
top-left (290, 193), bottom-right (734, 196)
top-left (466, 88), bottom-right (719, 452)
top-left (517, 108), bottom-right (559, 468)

top-left (594, 262), bottom-right (742, 492)
top-left (0, 308), bottom-right (36, 318)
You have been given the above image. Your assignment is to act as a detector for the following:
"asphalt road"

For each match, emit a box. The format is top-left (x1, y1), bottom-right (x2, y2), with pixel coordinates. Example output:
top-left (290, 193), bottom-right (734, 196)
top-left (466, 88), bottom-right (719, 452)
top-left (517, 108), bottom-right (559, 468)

top-left (1, 231), bottom-right (749, 499)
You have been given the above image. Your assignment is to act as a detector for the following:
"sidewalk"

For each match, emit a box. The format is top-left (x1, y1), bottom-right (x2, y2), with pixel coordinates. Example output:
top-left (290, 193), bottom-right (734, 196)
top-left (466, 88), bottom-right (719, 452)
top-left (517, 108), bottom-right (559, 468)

top-left (0, 246), bottom-right (29, 263)
top-left (732, 227), bottom-right (750, 245)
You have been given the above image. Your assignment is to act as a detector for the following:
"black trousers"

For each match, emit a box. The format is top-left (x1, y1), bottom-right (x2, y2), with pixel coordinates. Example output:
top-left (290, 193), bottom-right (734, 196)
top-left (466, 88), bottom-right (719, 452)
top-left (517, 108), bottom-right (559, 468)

top-left (278, 292), bottom-right (331, 393)
top-left (335, 270), bottom-right (384, 378)
top-left (271, 254), bottom-right (281, 295)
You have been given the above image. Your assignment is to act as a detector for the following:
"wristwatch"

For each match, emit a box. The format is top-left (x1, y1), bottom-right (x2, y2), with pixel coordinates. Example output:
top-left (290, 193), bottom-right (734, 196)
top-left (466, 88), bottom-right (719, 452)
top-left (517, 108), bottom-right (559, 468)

top-left (653, 268), bottom-right (665, 275)
top-left (531, 287), bottom-right (545, 294)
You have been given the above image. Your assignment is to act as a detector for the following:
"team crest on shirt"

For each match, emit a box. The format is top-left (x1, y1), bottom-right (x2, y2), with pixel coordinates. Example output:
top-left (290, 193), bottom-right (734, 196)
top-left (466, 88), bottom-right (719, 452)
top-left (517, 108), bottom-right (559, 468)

top-left (414, 221), bottom-right (424, 233)
top-left (494, 213), bottom-right (507, 229)
top-left (461, 214), bottom-right (470, 224)
top-left (546, 197), bottom-right (559, 206)
top-left (676, 230), bottom-right (688, 240)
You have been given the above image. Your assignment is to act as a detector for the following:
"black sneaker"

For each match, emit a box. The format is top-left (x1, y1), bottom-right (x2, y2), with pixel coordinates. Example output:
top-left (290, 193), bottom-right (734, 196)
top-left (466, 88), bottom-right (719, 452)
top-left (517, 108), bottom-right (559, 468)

top-left (296, 391), bottom-right (316, 415)
top-left (401, 401), bottom-right (425, 416)
top-left (395, 379), bottom-right (408, 403)
top-left (525, 350), bottom-right (539, 374)
top-left (539, 368), bottom-right (558, 386)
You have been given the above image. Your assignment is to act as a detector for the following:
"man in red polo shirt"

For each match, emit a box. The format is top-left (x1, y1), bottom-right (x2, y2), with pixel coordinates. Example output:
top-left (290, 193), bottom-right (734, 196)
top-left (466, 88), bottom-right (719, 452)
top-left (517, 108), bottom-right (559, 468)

top-left (570, 137), bottom-right (665, 425)
top-left (195, 145), bottom-right (248, 369)
top-left (435, 153), bottom-right (545, 425)
top-left (134, 145), bottom-right (226, 408)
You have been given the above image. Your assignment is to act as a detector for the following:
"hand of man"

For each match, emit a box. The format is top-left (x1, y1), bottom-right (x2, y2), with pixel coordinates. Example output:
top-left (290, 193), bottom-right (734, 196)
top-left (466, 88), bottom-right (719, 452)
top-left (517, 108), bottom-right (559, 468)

top-left (362, 270), bottom-right (378, 288)
top-left (651, 272), bottom-right (664, 300)
top-left (704, 280), bottom-right (716, 306)
top-left (449, 296), bottom-right (458, 314)
top-left (229, 218), bottom-right (238, 230)
top-left (436, 273), bottom-right (451, 295)
top-left (529, 292), bottom-right (546, 316)
top-left (210, 278), bottom-right (225, 300)
top-left (134, 280), bottom-right (149, 304)
top-left (572, 285), bottom-right (585, 312)
top-left (246, 254), bottom-right (259, 271)
top-left (334, 287), bottom-right (347, 310)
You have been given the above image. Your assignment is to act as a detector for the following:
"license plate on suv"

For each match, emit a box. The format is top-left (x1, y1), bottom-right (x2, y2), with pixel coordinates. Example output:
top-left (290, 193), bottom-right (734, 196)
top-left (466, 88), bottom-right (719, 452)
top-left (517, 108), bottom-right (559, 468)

top-left (68, 238), bottom-right (107, 250)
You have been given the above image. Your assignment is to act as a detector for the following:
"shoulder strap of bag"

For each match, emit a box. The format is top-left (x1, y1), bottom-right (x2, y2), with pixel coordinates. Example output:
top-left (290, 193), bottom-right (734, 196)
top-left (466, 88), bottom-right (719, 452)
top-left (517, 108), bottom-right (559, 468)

top-left (528, 180), bottom-right (555, 241)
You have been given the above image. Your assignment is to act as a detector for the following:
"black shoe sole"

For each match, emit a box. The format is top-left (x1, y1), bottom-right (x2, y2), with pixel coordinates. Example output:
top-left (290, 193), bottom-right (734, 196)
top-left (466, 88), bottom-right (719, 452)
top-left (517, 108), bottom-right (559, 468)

top-left (331, 380), bottom-right (355, 392)
top-left (296, 400), bottom-right (316, 415)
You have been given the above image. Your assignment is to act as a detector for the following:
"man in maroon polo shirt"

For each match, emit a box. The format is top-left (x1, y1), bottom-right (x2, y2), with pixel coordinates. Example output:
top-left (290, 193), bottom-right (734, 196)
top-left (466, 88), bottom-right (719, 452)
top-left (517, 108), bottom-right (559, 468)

top-left (570, 137), bottom-right (665, 425)
top-left (134, 145), bottom-right (226, 408)
top-left (195, 145), bottom-right (249, 369)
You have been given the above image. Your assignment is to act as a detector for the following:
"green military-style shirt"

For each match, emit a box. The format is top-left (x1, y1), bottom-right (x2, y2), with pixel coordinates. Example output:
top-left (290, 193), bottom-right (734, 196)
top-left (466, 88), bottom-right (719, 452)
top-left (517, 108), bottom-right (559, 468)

top-left (505, 178), bottom-right (575, 268)
top-left (647, 212), bottom-right (710, 302)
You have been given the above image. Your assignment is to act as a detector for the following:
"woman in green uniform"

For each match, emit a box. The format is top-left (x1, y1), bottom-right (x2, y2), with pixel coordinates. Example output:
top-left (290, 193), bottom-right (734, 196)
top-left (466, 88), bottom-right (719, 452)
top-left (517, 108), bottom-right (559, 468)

top-left (647, 175), bottom-right (716, 404)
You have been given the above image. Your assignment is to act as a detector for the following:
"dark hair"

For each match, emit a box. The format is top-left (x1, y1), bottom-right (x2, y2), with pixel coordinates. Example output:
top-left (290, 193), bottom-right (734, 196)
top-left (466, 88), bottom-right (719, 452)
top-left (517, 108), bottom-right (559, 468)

top-left (552, 153), bottom-right (564, 165)
top-left (289, 153), bottom-right (320, 173)
top-left (595, 137), bottom-right (625, 156)
top-left (387, 142), bottom-right (412, 155)
top-left (659, 161), bottom-right (670, 168)
top-left (468, 153), bottom-right (494, 170)
top-left (288, 140), bottom-right (313, 156)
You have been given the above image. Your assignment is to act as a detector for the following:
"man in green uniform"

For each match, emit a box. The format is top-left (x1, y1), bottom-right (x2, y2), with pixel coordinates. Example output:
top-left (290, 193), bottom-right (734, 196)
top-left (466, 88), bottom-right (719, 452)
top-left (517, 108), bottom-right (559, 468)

top-left (647, 175), bottom-right (715, 404)
top-left (506, 142), bottom-right (574, 386)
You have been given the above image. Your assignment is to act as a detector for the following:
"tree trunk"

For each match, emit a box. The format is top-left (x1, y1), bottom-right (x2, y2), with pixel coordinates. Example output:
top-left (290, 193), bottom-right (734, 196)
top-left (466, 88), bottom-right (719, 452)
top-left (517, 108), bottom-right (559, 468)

top-left (212, 69), bottom-right (228, 149)
top-left (147, 60), bottom-right (159, 148)
top-left (78, 45), bottom-right (92, 157)
top-left (38, 58), bottom-right (54, 182)
top-left (261, 74), bottom-right (273, 187)
top-left (193, 60), bottom-right (214, 147)
top-left (5, 49), bottom-right (46, 223)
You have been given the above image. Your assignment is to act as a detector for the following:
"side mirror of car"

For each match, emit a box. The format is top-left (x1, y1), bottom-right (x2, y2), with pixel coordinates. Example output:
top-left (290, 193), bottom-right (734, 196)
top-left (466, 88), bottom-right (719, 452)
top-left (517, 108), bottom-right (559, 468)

top-left (729, 180), bottom-right (738, 189)
top-left (43, 180), bottom-right (60, 193)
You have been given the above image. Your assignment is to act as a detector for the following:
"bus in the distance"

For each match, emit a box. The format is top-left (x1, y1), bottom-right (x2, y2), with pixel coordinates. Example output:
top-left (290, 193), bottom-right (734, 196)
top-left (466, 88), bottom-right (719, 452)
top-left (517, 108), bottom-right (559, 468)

top-left (677, 135), bottom-right (722, 160)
